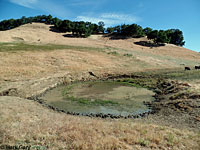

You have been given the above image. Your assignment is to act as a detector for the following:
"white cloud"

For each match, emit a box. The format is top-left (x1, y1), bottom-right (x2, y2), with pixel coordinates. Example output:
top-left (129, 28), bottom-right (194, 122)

top-left (9, 0), bottom-right (38, 8)
top-left (101, 13), bottom-right (139, 23)
top-left (9, 0), bottom-right (72, 18)
top-left (76, 13), bottom-right (140, 27)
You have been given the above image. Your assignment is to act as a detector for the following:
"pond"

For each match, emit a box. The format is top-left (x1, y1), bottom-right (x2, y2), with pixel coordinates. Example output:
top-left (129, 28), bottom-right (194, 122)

top-left (39, 81), bottom-right (155, 117)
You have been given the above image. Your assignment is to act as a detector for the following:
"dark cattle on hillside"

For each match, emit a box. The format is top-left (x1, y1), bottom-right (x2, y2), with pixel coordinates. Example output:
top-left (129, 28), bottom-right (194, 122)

top-left (195, 66), bottom-right (200, 69)
top-left (185, 67), bottom-right (191, 70)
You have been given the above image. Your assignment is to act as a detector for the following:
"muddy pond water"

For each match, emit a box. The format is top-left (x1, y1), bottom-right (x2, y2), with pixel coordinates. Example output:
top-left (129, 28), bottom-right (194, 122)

top-left (40, 81), bottom-right (155, 117)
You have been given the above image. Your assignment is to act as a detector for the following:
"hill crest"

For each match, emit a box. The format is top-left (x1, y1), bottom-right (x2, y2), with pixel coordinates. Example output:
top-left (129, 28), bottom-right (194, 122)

top-left (0, 23), bottom-right (199, 68)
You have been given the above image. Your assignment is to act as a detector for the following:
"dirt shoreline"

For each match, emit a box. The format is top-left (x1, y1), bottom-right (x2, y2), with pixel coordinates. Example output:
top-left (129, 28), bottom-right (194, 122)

top-left (1, 71), bottom-right (199, 132)
top-left (36, 73), bottom-right (200, 131)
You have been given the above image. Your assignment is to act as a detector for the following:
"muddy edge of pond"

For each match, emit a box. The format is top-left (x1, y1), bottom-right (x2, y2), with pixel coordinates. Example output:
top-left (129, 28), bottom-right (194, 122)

top-left (24, 72), bottom-right (200, 123)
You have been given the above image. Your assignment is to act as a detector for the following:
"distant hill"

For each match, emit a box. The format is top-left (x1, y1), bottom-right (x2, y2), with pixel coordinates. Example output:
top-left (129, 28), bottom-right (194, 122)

top-left (0, 22), bottom-right (199, 70)
top-left (0, 15), bottom-right (185, 46)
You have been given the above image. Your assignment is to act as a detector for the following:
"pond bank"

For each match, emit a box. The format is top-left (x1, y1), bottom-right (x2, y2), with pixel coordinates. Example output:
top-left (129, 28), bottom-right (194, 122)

top-left (1, 71), bottom-right (199, 130)
top-left (39, 81), bottom-right (155, 118)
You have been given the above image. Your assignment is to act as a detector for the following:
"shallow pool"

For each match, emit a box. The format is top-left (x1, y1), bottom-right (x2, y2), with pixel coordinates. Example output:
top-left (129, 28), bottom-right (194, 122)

top-left (40, 81), bottom-right (155, 117)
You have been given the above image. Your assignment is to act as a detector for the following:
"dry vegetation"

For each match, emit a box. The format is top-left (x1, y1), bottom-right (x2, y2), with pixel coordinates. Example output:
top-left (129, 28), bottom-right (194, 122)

top-left (0, 97), bottom-right (199, 150)
top-left (0, 23), bottom-right (200, 149)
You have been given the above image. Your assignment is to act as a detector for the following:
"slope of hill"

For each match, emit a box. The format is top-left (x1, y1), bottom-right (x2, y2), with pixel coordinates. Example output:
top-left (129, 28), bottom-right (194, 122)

top-left (0, 23), bottom-right (103, 47)
top-left (0, 23), bottom-right (200, 150)
top-left (0, 23), bottom-right (199, 66)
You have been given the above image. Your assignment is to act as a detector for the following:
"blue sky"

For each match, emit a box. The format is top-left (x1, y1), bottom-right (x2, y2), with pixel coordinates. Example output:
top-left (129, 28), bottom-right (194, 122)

top-left (0, 0), bottom-right (199, 51)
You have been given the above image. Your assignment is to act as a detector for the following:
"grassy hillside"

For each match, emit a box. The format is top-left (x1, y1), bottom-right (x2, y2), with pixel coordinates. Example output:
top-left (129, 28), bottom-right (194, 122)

top-left (0, 23), bottom-right (200, 150)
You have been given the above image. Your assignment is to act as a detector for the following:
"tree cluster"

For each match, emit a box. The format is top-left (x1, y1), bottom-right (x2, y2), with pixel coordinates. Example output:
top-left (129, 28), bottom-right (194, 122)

top-left (106, 25), bottom-right (185, 46)
top-left (0, 15), bottom-right (185, 46)
top-left (106, 24), bottom-right (144, 38)
top-left (0, 15), bottom-right (55, 30)
top-left (0, 15), bottom-right (105, 38)
top-left (145, 28), bottom-right (185, 46)
top-left (55, 20), bottom-right (105, 37)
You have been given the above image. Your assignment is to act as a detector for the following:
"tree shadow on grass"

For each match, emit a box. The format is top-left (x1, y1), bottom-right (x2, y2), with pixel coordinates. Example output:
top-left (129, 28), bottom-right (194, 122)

top-left (103, 33), bottom-right (130, 40)
top-left (49, 26), bottom-right (62, 33)
top-left (63, 34), bottom-right (85, 38)
top-left (49, 27), bottom-right (81, 38)
top-left (63, 34), bottom-right (74, 38)
top-left (134, 41), bottom-right (165, 47)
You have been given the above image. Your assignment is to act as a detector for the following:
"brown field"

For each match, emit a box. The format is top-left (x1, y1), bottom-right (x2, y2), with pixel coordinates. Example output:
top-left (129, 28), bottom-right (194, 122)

top-left (0, 23), bottom-right (200, 149)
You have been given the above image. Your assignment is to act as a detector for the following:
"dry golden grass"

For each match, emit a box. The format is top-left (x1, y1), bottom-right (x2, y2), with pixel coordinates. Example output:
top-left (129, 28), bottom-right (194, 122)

top-left (1, 23), bottom-right (200, 150)
top-left (1, 23), bottom-right (200, 68)
top-left (0, 23), bottom-right (200, 83)
top-left (0, 96), bottom-right (199, 150)
top-left (0, 48), bottom-right (133, 81)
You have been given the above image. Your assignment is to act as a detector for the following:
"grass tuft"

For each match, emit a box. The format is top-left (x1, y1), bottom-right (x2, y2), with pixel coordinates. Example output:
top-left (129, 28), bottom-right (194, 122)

top-left (138, 138), bottom-right (150, 147)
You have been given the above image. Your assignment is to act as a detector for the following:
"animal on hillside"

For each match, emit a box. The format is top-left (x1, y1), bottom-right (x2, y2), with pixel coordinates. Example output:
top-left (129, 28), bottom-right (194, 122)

top-left (185, 67), bottom-right (191, 71)
top-left (195, 66), bottom-right (200, 69)
top-left (89, 71), bottom-right (96, 77)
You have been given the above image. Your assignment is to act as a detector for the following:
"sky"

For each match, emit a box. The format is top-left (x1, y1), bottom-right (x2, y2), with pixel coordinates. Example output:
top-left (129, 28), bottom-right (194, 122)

top-left (0, 0), bottom-right (199, 51)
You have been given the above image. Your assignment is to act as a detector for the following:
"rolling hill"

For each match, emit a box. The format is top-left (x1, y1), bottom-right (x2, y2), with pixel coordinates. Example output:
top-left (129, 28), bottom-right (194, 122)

top-left (0, 23), bottom-right (200, 150)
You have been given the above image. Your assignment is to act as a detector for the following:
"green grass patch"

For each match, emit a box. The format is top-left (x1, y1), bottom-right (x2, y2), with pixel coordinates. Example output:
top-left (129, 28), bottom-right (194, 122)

top-left (65, 96), bottom-right (118, 106)
top-left (116, 78), bottom-right (157, 89)
top-left (123, 53), bottom-right (133, 57)
top-left (162, 70), bottom-right (200, 81)
top-left (165, 133), bottom-right (175, 146)
top-left (62, 82), bottom-right (119, 106)
top-left (138, 138), bottom-right (150, 147)
top-left (0, 42), bottom-right (104, 52)
top-left (61, 79), bottom-right (157, 106)
top-left (136, 68), bottom-right (200, 81)
top-left (107, 51), bottom-right (119, 56)
top-left (62, 84), bottom-right (74, 96)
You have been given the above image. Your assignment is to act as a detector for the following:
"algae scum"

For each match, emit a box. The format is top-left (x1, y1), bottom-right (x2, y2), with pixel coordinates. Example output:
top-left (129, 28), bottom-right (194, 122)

top-left (40, 81), bottom-right (155, 117)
